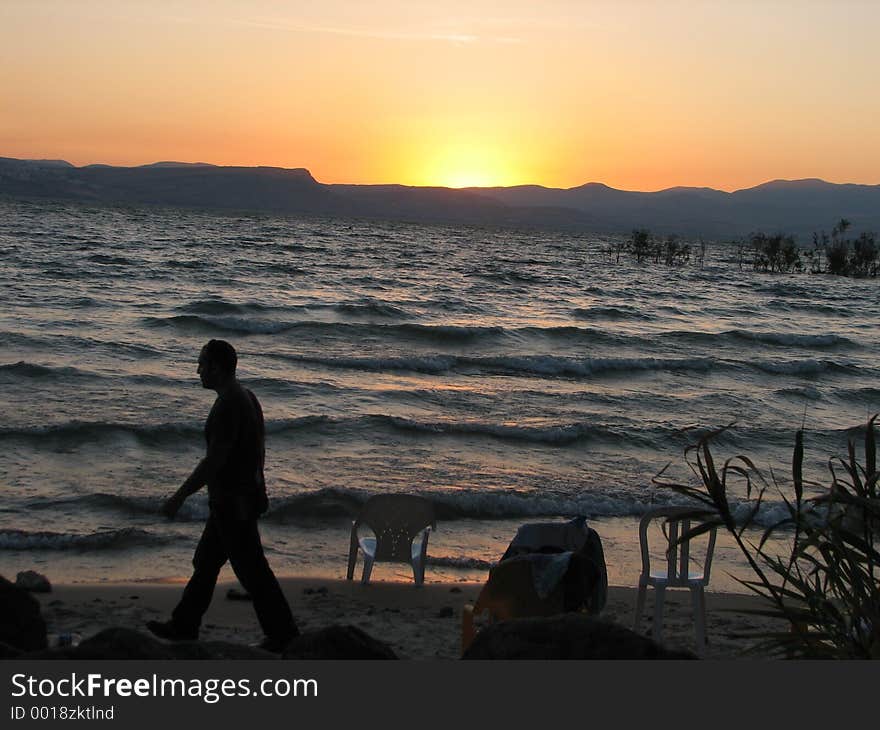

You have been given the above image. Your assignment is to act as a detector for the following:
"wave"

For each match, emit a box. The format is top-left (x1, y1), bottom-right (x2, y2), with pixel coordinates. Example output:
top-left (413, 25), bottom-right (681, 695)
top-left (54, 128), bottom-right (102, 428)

top-left (466, 268), bottom-right (545, 285)
top-left (263, 487), bottom-right (797, 528)
top-left (143, 314), bottom-right (294, 335)
top-left (271, 352), bottom-right (718, 378)
top-left (0, 415), bottom-right (326, 446)
top-left (775, 386), bottom-right (823, 401)
top-left (765, 299), bottom-right (849, 315)
top-left (0, 361), bottom-right (92, 380)
top-left (27, 492), bottom-right (160, 516)
top-left (376, 415), bottom-right (633, 446)
top-left (647, 329), bottom-right (860, 350)
top-left (0, 527), bottom-right (176, 551)
top-left (571, 306), bottom-right (652, 321)
top-left (752, 359), bottom-right (860, 376)
top-left (177, 299), bottom-right (411, 321)
top-left (147, 314), bottom-right (628, 346)
top-left (837, 387), bottom-right (880, 404)
top-left (85, 254), bottom-right (135, 266)
top-left (719, 330), bottom-right (857, 349)
top-left (332, 302), bottom-right (411, 319)
top-left (0, 420), bottom-right (203, 445)
top-left (263, 263), bottom-right (308, 276)
top-left (0, 362), bottom-right (189, 389)
top-left (0, 331), bottom-right (164, 359)
top-left (176, 300), bottom-right (274, 316)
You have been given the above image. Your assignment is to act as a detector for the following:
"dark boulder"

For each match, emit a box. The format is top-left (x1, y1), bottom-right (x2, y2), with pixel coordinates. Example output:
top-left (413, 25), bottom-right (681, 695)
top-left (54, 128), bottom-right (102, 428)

top-left (282, 625), bottom-right (398, 660)
top-left (0, 641), bottom-right (24, 658)
top-left (28, 627), bottom-right (274, 660)
top-left (0, 575), bottom-right (48, 651)
top-left (462, 614), bottom-right (696, 660)
top-left (169, 640), bottom-right (275, 660)
top-left (16, 570), bottom-right (52, 593)
top-left (28, 628), bottom-right (176, 659)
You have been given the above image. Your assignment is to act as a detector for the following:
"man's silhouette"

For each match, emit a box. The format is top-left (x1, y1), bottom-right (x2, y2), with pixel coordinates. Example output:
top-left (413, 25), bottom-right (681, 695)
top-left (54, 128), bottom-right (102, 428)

top-left (147, 339), bottom-right (297, 652)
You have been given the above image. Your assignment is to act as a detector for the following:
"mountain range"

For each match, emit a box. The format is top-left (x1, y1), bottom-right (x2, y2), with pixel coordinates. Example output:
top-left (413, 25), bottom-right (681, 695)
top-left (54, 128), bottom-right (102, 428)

top-left (2, 156), bottom-right (878, 239)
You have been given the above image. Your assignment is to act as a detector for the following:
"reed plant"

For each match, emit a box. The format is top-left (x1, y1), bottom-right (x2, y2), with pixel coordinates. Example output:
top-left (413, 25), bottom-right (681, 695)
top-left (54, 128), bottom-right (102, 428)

top-left (654, 416), bottom-right (880, 659)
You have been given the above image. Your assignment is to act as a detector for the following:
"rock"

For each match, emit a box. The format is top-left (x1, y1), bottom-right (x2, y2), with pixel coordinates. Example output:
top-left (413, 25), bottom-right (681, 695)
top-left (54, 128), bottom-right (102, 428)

top-left (450, 587), bottom-right (462, 593)
top-left (15, 570), bottom-right (52, 593)
top-left (461, 614), bottom-right (696, 660)
top-left (168, 640), bottom-right (275, 660)
top-left (30, 628), bottom-right (176, 659)
top-left (27, 627), bottom-right (275, 660)
top-left (282, 625), bottom-right (398, 660)
top-left (0, 575), bottom-right (48, 651)
top-left (0, 641), bottom-right (24, 658)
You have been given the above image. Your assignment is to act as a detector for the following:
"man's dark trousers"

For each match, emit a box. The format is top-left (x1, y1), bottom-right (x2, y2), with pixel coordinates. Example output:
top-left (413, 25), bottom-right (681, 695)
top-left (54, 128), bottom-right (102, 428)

top-left (172, 509), bottom-right (295, 640)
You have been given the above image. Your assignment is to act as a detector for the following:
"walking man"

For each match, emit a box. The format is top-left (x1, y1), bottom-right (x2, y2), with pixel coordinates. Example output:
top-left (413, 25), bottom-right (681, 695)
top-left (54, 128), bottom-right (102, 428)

top-left (147, 339), bottom-right (297, 652)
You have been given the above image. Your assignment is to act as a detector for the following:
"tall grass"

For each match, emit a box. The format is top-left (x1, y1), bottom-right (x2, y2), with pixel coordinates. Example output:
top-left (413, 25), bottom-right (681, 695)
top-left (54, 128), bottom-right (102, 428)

top-left (654, 416), bottom-right (880, 659)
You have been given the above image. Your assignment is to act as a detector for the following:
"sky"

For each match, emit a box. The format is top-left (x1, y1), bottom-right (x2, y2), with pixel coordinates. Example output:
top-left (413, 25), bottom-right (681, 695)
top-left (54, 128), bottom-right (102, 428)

top-left (1, 0), bottom-right (878, 191)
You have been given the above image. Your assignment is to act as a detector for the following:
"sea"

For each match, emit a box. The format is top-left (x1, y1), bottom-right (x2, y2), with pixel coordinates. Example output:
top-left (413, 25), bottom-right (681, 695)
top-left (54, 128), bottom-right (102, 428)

top-left (1, 199), bottom-right (878, 591)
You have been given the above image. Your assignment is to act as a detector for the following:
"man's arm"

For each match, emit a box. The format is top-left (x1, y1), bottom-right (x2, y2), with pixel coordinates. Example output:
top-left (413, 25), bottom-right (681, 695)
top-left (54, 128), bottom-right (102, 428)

top-left (161, 401), bottom-right (239, 518)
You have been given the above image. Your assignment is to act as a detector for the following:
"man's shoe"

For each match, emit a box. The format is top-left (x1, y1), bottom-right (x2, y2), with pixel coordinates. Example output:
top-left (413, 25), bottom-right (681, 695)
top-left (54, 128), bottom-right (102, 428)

top-left (146, 620), bottom-right (198, 642)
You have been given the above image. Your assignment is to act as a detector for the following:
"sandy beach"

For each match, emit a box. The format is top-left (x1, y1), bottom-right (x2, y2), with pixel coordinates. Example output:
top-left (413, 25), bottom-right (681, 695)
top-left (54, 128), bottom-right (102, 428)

top-left (33, 577), bottom-right (786, 659)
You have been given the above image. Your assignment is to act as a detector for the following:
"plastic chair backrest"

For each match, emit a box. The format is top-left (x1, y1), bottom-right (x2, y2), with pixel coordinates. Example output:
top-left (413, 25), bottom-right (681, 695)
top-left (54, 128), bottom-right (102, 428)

top-left (355, 494), bottom-right (436, 562)
top-left (638, 506), bottom-right (716, 586)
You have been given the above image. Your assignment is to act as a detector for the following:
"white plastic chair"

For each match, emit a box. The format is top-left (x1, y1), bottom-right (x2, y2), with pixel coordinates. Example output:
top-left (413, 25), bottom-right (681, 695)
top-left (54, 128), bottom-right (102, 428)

top-left (633, 506), bottom-right (717, 654)
top-left (346, 494), bottom-right (436, 586)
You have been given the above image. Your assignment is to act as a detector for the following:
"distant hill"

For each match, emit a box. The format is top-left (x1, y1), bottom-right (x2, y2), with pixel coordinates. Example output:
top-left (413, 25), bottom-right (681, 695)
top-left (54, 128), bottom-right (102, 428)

top-left (2, 156), bottom-right (878, 239)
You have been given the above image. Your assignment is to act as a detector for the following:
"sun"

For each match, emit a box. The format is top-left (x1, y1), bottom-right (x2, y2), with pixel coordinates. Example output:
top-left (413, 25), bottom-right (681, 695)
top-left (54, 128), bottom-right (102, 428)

top-left (420, 140), bottom-right (518, 189)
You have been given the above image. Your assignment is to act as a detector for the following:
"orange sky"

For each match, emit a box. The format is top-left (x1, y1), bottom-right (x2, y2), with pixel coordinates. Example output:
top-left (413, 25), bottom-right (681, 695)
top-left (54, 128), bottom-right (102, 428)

top-left (2, 1), bottom-right (878, 191)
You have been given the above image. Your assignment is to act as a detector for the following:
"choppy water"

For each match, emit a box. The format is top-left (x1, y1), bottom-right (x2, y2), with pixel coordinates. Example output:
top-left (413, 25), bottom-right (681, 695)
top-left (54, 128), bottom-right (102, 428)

top-left (1, 199), bottom-right (877, 589)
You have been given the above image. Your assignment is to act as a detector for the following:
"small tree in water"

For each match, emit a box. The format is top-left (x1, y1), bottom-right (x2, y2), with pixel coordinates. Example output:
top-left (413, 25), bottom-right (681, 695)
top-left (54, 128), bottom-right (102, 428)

top-left (750, 232), bottom-right (802, 273)
top-left (820, 218), bottom-right (879, 276)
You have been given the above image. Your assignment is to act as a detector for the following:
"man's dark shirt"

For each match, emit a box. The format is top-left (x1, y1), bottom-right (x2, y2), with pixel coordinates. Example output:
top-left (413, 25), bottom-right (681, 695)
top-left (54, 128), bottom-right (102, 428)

top-left (204, 384), bottom-right (266, 516)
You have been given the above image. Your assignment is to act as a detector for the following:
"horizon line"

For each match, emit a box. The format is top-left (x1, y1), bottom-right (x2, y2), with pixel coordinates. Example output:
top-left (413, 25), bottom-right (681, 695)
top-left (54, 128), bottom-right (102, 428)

top-left (4, 154), bottom-right (879, 195)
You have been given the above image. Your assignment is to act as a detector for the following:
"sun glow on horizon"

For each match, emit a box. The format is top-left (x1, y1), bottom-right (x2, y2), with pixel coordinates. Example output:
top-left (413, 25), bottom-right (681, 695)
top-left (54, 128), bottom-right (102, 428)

top-left (417, 140), bottom-right (523, 189)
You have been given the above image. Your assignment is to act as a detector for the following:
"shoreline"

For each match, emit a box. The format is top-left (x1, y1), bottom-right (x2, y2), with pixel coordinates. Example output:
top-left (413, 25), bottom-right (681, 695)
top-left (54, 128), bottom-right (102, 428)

top-left (34, 577), bottom-right (786, 660)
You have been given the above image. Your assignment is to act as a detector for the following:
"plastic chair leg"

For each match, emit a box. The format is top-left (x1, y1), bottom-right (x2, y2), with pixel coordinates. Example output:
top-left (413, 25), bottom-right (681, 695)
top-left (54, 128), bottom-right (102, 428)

top-left (412, 559), bottom-right (424, 586)
top-left (652, 585), bottom-right (666, 643)
top-left (692, 586), bottom-right (706, 655)
top-left (634, 582), bottom-right (647, 631)
top-left (361, 557), bottom-right (374, 585)
top-left (346, 551), bottom-right (357, 580)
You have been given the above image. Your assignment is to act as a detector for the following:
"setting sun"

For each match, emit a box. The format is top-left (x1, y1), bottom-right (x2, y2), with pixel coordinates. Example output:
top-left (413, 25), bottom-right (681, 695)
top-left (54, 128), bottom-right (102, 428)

top-left (418, 140), bottom-right (521, 188)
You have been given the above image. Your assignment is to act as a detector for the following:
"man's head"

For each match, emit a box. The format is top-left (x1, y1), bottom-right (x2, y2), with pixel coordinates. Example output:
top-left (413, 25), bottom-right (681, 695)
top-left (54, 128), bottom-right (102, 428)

top-left (198, 339), bottom-right (237, 389)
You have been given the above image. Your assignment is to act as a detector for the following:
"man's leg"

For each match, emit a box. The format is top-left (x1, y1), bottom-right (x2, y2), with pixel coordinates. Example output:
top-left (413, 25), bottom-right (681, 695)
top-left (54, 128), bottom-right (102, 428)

top-left (218, 514), bottom-right (296, 643)
top-left (170, 515), bottom-right (228, 635)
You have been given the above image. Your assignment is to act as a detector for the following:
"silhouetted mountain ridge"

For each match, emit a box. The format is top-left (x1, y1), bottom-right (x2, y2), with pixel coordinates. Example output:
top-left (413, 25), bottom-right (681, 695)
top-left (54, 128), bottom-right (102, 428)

top-left (1, 156), bottom-right (878, 238)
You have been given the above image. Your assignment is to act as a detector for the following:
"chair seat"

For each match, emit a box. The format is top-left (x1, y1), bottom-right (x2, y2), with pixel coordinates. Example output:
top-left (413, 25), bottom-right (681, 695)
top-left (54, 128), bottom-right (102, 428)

top-left (647, 570), bottom-right (706, 585)
top-left (347, 494), bottom-right (436, 586)
top-left (358, 536), bottom-right (425, 562)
